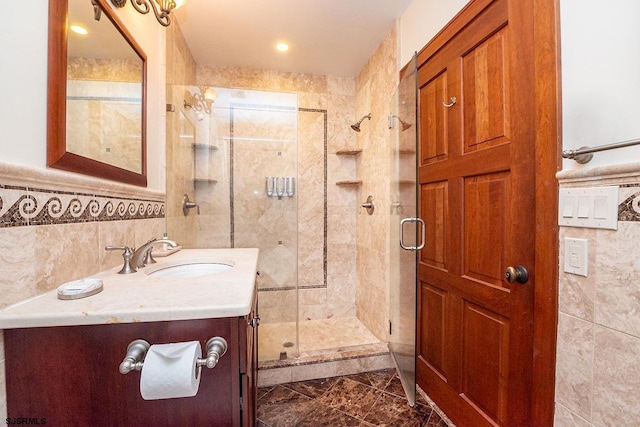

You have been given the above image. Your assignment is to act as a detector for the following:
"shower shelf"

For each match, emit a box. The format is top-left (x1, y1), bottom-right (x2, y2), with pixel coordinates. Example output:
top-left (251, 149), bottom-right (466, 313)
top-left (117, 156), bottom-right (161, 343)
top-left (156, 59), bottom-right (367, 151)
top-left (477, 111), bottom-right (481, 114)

top-left (192, 143), bottom-right (218, 151)
top-left (335, 180), bottom-right (362, 186)
top-left (194, 178), bottom-right (218, 184)
top-left (335, 149), bottom-right (362, 155)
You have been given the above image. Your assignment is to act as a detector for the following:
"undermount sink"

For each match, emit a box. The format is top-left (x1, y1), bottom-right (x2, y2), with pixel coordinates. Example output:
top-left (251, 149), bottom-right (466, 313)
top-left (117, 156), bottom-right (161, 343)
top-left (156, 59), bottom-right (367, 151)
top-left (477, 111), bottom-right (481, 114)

top-left (146, 261), bottom-right (234, 278)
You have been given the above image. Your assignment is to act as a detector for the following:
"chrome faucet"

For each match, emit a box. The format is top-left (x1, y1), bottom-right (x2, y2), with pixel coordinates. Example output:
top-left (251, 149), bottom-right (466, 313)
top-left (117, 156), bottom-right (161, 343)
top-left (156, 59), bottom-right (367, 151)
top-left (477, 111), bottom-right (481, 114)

top-left (130, 239), bottom-right (178, 270)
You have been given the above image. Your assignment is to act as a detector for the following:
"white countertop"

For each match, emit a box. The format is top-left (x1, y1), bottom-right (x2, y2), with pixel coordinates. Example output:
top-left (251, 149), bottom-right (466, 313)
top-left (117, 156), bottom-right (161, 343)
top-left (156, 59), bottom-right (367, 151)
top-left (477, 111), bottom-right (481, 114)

top-left (0, 248), bottom-right (259, 329)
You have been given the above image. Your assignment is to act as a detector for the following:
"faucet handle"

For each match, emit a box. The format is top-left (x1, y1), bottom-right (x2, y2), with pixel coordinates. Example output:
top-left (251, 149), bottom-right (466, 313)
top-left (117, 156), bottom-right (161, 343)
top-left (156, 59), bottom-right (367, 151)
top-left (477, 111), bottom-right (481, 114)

top-left (105, 246), bottom-right (137, 274)
top-left (143, 239), bottom-right (158, 266)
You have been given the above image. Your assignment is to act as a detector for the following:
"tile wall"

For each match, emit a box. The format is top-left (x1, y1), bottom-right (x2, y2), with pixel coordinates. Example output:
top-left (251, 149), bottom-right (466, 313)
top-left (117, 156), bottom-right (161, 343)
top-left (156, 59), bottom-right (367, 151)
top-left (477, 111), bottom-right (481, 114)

top-left (165, 20), bottom-right (198, 247)
top-left (0, 162), bottom-right (166, 417)
top-left (164, 20), bottom-right (399, 340)
top-left (354, 24), bottom-right (400, 340)
top-left (183, 65), bottom-right (359, 324)
top-left (555, 163), bottom-right (640, 427)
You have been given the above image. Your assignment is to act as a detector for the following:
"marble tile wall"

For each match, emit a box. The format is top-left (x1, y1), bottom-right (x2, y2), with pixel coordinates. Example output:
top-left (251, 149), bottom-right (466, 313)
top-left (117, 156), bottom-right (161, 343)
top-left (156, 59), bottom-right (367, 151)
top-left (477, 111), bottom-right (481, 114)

top-left (0, 162), bottom-right (165, 417)
top-left (232, 97), bottom-right (298, 310)
top-left (555, 164), bottom-right (640, 427)
top-left (165, 20), bottom-right (198, 247)
top-left (192, 66), bottom-right (359, 326)
top-left (354, 24), bottom-right (400, 340)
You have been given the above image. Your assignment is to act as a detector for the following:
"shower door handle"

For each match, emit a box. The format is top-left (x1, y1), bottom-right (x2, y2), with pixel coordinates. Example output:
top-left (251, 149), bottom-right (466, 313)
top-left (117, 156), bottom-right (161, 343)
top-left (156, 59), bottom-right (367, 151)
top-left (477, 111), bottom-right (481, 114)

top-left (400, 218), bottom-right (425, 251)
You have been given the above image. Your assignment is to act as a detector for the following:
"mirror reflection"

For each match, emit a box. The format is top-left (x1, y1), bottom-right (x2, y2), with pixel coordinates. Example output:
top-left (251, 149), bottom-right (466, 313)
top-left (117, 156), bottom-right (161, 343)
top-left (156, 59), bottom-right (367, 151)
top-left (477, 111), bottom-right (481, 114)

top-left (66, 0), bottom-right (143, 174)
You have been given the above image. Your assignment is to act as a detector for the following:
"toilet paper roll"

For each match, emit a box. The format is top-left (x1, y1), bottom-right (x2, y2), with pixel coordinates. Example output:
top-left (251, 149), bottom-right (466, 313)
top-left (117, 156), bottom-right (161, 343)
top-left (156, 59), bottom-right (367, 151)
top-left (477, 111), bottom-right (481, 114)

top-left (140, 341), bottom-right (202, 400)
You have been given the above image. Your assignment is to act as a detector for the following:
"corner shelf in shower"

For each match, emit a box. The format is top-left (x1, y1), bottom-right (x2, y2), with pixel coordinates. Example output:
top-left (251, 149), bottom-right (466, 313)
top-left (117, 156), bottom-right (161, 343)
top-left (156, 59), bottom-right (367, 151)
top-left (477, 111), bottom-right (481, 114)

top-left (194, 178), bottom-right (218, 184)
top-left (335, 150), bottom-right (362, 187)
top-left (335, 180), bottom-right (362, 186)
top-left (335, 149), bottom-right (362, 155)
top-left (192, 143), bottom-right (218, 151)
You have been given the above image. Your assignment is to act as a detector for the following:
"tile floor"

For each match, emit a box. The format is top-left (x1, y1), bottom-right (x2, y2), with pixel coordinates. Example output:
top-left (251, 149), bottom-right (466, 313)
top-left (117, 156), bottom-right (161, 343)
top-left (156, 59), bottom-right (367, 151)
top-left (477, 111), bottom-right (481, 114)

top-left (258, 317), bottom-right (381, 362)
top-left (257, 368), bottom-right (453, 426)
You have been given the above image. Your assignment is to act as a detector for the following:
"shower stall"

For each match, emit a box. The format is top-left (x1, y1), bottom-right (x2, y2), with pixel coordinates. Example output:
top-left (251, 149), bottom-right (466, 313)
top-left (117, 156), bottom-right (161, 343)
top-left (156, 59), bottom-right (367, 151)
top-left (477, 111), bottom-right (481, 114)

top-left (165, 85), bottom-right (380, 366)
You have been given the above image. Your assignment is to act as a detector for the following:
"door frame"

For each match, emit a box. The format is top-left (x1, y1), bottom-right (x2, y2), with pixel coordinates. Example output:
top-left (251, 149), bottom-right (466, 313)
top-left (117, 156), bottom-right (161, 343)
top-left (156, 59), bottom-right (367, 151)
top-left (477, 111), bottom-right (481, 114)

top-left (413, 0), bottom-right (560, 424)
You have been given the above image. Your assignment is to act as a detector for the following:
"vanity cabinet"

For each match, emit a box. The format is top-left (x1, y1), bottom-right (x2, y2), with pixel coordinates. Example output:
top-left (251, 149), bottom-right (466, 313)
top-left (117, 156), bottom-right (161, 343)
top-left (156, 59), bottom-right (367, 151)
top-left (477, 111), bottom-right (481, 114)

top-left (4, 294), bottom-right (258, 426)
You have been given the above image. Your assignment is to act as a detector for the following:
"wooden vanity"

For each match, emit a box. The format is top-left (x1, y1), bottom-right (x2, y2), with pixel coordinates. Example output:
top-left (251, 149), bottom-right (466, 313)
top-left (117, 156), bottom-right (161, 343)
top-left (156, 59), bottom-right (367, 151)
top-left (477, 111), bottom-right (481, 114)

top-left (0, 249), bottom-right (259, 426)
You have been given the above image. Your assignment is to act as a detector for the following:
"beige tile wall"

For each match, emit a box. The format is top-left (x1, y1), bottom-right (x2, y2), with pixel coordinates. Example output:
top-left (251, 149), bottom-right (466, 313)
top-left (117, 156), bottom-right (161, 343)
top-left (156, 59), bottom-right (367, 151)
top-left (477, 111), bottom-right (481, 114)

top-left (165, 20), bottom-right (198, 247)
top-left (192, 66), bottom-right (358, 324)
top-left (354, 24), bottom-right (400, 340)
top-left (0, 162), bottom-right (165, 417)
top-left (166, 23), bottom-right (351, 325)
top-left (164, 20), bottom-right (397, 338)
top-left (555, 164), bottom-right (640, 427)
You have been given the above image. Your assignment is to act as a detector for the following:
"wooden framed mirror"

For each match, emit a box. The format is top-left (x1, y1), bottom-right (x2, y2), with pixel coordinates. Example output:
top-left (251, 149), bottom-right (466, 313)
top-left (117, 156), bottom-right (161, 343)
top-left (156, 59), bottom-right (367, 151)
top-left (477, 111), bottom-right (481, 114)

top-left (47, 0), bottom-right (147, 186)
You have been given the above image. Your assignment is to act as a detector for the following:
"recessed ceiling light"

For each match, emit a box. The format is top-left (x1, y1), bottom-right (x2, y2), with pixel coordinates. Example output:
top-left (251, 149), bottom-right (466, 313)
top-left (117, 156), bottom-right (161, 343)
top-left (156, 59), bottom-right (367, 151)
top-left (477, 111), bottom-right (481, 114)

top-left (276, 43), bottom-right (289, 52)
top-left (70, 25), bottom-right (88, 35)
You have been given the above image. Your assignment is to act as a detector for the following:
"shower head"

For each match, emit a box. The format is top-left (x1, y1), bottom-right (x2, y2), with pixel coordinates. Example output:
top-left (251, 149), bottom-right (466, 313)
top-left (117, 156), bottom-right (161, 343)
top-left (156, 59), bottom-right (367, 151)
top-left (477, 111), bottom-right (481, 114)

top-left (350, 113), bottom-right (372, 132)
top-left (388, 114), bottom-right (412, 131)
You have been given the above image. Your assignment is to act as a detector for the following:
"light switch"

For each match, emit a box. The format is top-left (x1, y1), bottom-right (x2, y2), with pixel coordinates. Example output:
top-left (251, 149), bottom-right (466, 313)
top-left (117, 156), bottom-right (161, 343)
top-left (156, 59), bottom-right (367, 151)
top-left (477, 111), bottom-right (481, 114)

top-left (564, 237), bottom-right (588, 276)
top-left (562, 196), bottom-right (575, 218)
top-left (577, 196), bottom-right (590, 218)
top-left (593, 196), bottom-right (608, 219)
top-left (558, 186), bottom-right (619, 230)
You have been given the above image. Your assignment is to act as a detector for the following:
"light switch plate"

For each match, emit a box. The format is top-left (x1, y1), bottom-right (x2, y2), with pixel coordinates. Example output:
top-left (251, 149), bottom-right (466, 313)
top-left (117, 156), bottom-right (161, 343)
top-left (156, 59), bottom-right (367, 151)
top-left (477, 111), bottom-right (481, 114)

top-left (558, 186), bottom-right (619, 229)
top-left (564, 237), bottom-right (588, 276)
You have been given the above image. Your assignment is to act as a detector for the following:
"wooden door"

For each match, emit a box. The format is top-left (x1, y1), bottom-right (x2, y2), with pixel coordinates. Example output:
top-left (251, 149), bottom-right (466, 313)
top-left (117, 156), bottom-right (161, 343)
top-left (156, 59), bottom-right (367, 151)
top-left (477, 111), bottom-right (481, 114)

top-left (415, 0), bottom-right (559, 425)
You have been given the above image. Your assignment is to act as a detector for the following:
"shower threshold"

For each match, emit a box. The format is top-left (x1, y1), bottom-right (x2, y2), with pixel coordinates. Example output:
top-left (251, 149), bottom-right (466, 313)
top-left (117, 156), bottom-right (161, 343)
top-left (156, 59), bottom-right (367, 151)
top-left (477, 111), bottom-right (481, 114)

top-left (257, 317), bottom-right (393, 387)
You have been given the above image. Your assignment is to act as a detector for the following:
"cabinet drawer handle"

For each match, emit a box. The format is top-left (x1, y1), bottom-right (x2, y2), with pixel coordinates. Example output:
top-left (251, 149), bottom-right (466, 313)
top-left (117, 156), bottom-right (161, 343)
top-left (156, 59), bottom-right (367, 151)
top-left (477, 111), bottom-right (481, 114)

top-left (248, 315), bottom-right (261, 328)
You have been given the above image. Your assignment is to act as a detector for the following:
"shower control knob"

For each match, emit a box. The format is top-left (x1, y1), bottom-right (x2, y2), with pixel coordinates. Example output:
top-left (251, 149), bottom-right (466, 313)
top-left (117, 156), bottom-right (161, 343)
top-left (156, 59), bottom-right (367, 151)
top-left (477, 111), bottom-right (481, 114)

top-left (361, 195), bottom-right (375, 215)
top-left (505, 265), bottom-right (529, 284)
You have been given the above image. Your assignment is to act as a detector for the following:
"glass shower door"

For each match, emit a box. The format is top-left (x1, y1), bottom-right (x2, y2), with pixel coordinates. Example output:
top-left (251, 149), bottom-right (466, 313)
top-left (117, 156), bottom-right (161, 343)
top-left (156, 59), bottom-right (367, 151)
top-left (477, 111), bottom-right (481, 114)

top-left (165, 85), bottom-right (300, 363)
top-left (388, 54), bottom-right (418, 406)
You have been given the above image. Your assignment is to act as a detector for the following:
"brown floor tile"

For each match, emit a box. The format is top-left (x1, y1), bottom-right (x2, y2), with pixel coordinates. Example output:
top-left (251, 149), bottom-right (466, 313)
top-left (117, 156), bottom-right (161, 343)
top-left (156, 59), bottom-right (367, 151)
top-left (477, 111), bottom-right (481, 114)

top-left (297, 404), bottom-right (373, 427)
top-left (363, 391), bottom-right (432, 426)
top-left (257, 385), bottom-right (317, 427)
top-left (283, 376), bottom-right (340, 399)
top-left (422, 411), bottom-right (450, 427)
top-left (258, 386), bottom-right (275, 400)
top-left (317, 377), bottom-right (382, 419)
top-left (344, 368), bottom-right (396, 390)
top-left (382, 375), bottom-right (406, 398)
top-left (257, 370), bottom-right (453, 427)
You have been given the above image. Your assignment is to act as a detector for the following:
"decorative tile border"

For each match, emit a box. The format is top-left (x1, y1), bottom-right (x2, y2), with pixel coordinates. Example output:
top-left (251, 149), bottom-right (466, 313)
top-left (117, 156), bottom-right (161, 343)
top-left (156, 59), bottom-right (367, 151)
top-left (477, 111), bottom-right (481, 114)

top-left (618, 184), bottom-right (640, 222)
top-left (299, 108), bottom-right (328, 289)
top-left (229, 105), bottom-right (329, 291)
top-left (0, 184), bottom-right (165, 228)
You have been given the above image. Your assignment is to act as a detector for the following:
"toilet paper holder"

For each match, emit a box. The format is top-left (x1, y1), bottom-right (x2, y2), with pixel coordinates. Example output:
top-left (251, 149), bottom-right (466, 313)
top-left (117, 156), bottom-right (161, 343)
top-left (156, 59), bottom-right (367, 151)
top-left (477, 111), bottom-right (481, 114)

top-left (119, 337), bottom-right (228, 374)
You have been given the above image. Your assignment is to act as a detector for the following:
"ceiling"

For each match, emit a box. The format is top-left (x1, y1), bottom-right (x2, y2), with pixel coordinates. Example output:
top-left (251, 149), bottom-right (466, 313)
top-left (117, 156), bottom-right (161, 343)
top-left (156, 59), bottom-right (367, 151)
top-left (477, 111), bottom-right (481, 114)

top-left (173, 0), bottom-right (414, 77)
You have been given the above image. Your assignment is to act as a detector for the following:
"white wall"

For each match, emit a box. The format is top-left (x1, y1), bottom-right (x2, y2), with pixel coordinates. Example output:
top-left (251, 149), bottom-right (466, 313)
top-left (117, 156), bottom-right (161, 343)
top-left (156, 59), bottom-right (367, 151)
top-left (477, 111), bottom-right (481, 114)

top-left (399, 0), bottom-right (470, 70)
top-left (560, 0), bottom-right (640, 170)
top-left (0, 1), bottom-right (166, 191)
top-left (1, 2), bottom-right (48, 167)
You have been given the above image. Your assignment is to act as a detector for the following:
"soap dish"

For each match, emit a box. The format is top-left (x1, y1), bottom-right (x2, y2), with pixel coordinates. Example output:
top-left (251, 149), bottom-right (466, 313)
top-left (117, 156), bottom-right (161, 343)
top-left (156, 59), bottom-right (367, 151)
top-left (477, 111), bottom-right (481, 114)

top-left (57, 278), bottom-right (104, 300)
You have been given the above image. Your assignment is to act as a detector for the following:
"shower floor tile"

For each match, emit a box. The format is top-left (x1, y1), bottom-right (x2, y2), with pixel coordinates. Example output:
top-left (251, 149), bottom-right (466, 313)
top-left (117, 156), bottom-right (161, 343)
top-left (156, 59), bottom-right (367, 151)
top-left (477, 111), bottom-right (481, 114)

top-left (258, 317), bottom-right (381, 362)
